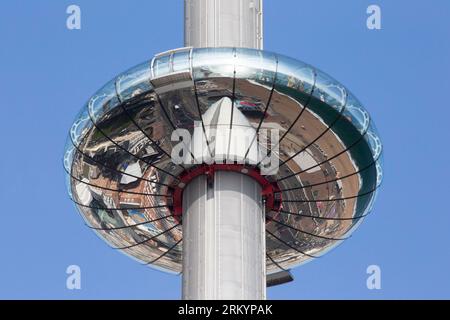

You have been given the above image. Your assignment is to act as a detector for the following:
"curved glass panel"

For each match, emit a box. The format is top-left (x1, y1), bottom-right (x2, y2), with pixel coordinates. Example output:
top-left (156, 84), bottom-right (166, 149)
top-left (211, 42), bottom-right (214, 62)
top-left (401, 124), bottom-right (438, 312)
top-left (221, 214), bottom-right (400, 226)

top-left (65, 171), bottom-right (73, 199)
top-left (275, 54), bottom-right (315, 103)
top-left (76, 102), bottom-right (180, 190)
top-left (312, 69), bottom-right (347, 112)
top-left (279, 157), bottom-right (381, 226)
top-left (234, 48), bottom-right (277, 130)
top-left (172, 50), bottom-right (190, 73)
top-left (276, 108), bottom-right (370, 182)
top-left (123, 240), bottom-right (182, 273)
top-left (120, 91), bottom-right (176, 157)
top-left (192, 48), bottom-right (236, 139)
top-left (70, 142), bottom-right (170, 191)
top-left (116, 61), bottom-right (152, 102)
top-left (192, 47), bottom-right (235, 80)
top-left (375, 157), bottom-right (384, 186)
top-left (63, 134), bottom-right (75, 173)
top-left (88, 79), bottom-right (120, 123)
top-left (234, 48), bottom-right (277, 83)
top-left (70, 105), bottom-right (92, 146)
top-left (343, 93), bottom-right (370, 135)
top-left (153, 53), bottom-right (171, 78)
top-left (260, 55), bottom-right (316, 155)
top-left (278, 135), bottom-right (378, 187)
top-left (365, 121), bottom-right (383, 159)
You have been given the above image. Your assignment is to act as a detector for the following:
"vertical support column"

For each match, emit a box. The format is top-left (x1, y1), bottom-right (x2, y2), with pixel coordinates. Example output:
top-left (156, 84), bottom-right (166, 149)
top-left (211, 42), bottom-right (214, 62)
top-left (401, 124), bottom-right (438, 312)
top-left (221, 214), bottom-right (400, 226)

top-left (184, 0), bottom-right (263, 49)
top-left (182, 171), bottom-right (266, 300)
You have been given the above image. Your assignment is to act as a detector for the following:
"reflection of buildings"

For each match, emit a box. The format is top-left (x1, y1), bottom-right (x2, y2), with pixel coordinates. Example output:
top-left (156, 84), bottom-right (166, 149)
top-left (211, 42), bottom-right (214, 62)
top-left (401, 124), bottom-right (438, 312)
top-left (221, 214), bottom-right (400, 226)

top-left (235, 100), bottom-right (265, 117)
top-left (65, 44), bottom-right (382, 278)
top-left (70, 102), bottom-right (183, 252)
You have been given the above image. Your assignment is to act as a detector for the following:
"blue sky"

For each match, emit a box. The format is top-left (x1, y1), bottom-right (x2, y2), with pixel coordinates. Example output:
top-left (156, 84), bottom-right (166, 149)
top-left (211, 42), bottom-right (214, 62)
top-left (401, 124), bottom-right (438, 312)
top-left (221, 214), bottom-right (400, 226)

top-left (0, 0), bottom-right (449, 299)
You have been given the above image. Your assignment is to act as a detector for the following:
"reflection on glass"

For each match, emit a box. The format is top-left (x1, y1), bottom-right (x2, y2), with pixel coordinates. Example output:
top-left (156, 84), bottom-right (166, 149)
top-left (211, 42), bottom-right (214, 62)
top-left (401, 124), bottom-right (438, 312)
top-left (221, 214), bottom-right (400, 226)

top-left (235, 48), bottom-right (277, 83)
top-left (65, 47), bottom-right (384, 273)
top-left (153, 54), bottom-right (171, 78)
top-left (365, 121), bottom-right (383, 159)
top-left (192, 47), bottom-right (235, 80)
top-left (65, 171), bottom-right (73, 199)
top-left (70, 105), bottom-right (92, 146)
top-left (375, 159), bottom-right (383, 186)
top-left (342, 93), bottom-right (370, 134)
top-left (275, 54), bottom-right (315, 97)
top-left (88, 79), bottom-right (120, 123)
top-left (116, 62), bottom-right (152, 101)
top-left (312, 70), bottom-right (347, 111)
top-left (63, 134), bottom-right (75, 173)
top-left (172, 50), bottom-right (190, 72)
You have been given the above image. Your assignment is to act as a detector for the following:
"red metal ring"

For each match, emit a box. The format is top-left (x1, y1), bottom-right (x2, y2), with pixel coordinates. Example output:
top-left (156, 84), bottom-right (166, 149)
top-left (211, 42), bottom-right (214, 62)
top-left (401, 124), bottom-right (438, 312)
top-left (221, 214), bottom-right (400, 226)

top-left (169, 164), bottom-right (281, 223)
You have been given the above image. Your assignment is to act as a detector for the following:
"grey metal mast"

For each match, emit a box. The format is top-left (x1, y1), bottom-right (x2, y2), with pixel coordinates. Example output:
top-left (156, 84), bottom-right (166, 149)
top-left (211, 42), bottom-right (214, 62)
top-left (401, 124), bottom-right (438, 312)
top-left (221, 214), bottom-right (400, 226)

top-left (184, 0), bottom-right (263, 49)
top-left (182, 0), bottom-right (266, 300)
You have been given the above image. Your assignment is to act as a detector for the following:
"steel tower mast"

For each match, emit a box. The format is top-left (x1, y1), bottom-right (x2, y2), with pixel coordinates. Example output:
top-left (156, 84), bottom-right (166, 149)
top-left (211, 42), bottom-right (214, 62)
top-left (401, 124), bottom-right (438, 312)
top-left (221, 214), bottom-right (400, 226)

top-left (65, 0), bottom-right (383, 302)
top-left (182, 0), bottom-right (266, 300)
top-left (185, 0), bottom-right (263, 49)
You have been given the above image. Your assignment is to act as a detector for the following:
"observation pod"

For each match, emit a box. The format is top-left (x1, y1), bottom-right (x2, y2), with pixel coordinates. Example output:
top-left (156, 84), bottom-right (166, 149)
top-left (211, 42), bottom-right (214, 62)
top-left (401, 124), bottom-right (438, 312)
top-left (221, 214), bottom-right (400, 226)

top-left (63, 0), bottom-right (383, 300)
